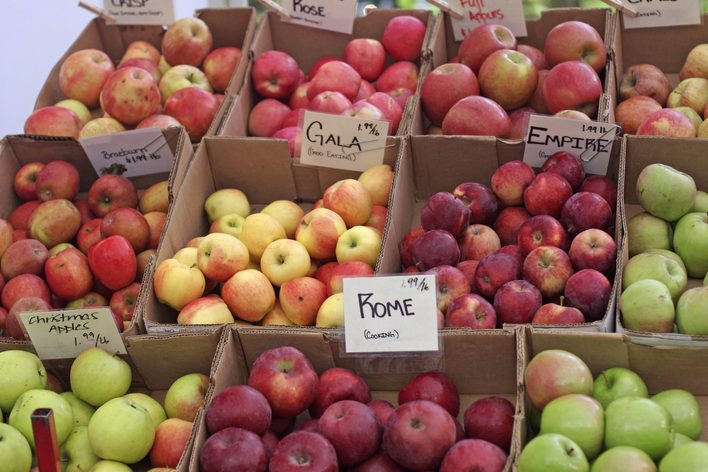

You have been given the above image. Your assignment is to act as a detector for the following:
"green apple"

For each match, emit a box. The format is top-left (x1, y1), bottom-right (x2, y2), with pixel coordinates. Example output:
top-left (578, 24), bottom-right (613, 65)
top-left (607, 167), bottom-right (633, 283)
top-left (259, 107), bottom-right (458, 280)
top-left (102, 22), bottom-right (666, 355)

top-left (0, 350), bottom-right (47, 413)
top-left (620, 279), bottom-right (676, 332)
top-left (623, 253), bottom-right (688, 303)
top-left (0, 423), bottom-right (32, 472)
top-left (88, 460), bottom-right (133, 471)
top-left (9, 389), bottom-right (74, 448)
top-left (652, 389), bottom-right (702, 440)
top-left (672, 432), bottom-right (693, 449)
top-left (123, 393), bottom-right (166, 429)
top-left (518, 433), bottom-right (589, 472)
top-left (540, 394), bottom-right (604, 460)
top-left (676, 286), bottom-right (708, 334)
top-left (88, 397), bottom-right (155, 464)
top-left (673, 212), bottom-right (708, 278)
top-left (62, 425), bottom-right (99, 472)
top-left (605, 397), bottom-right (674, 461)
top-left (61, 392), bottom-right (96, 427)
top-left (659, 441), bottom-right (708, 471)
top-left (70, 348), bottom-right (132, 407)
top-left (636, 163), bottom-right (696, 222)
top-left (590, 446), bottom-right (656, 472)
top-left (163, 373), bottom-right (208, 422)
top-left (690, 190), bottom-right (708, 212)
top-left (645, 249), bottom-right (687, 276)
top-left (592, 367), bottom-right (648, 409)
top-left (627, 212), bottom-right (673, 257)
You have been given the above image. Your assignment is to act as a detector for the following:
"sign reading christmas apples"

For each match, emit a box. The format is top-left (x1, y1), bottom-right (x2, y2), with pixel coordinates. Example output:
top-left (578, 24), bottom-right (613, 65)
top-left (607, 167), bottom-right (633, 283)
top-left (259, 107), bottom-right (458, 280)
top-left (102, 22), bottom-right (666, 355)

top-left (18, 307), bottom-right (127, 360)
top-left (300, 110), bottom-right (390, 172)
top-left (444, 0), bottom-right (527, 40)
top-left (622, 0), bottom-right (701, 29)
top-left (102, 0), bottom-right (175, 25)
top-left (523, 115), bottom-right (619, 175)
top-left (282, 0), bottom-right (358, 34)
top-left (343, 275), bottom-right (439, 354)
top-left (80, 128), bottom-right (175, 178)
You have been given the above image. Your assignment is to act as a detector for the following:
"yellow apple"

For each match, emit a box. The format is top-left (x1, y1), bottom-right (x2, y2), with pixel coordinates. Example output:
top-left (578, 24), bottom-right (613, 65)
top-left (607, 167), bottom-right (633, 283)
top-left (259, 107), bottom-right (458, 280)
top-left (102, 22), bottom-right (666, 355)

top-left (209, 212), bottom-right (245, 238)
top-left (153, 258), bottom-right (205, 310)
top-left (261, 200), bottom-right (305, 239)
top-left (55, 99), bottom-right (92, 126)
top-left (204, 188), bottom-right (250, 222)
top-left (316, 293), bottom-right (344, 327)
top-left (78, 117), bottom-right (125, 139)
top-left (221, 269), bottom-right (275, 322)
top-left (139, 180), bottom-right (170, 214)
top-left (261, 301), bottom-right (295, 327)
top-left (177, 295), bottom-right (235, 325)
top-left (280, 276), bottom-right (328, 326)
top-left (197, 233), bottom-right (249, 282)
top-left (238, 213), bottom-right (286, 263)
top-left (295, 208), bottom-right (347, 260)
top-left (260, 239), bottom-right (311, 286)
top-left (358, 164), bottom-right (394, 207)
top-left (335, 226), bottom-right (382, 267)
top-left (323, 179), bottom-right (373, 227)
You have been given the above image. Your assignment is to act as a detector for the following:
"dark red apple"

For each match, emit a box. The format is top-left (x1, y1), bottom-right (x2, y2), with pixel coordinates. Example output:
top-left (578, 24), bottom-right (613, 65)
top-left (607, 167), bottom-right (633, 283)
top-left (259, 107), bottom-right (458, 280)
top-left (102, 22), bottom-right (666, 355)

top-left (579, 175), bottom-right (617, 210)
top-left (398, 371), bottom-right (460, 417)
top-left (494, 207), bottom-right (531, 247)
top-left (523, 172), bottom-right (573, 218)
top-left (522, 246), bottom-right (574, 299)
top-left (318, 400), bottom-right (381, 467)
top-left (474, 253), bottom-right (521, 299)
top-left (463, 396), bottom-right (515, 451)
top-left (398, 226), bottom-right (424, 269)
top-left (560, 192), bottom-right (613, 237)
top-left (351, 451), bottom-right (405, 472)
top-left (445, 293), bottom-right (497, 329)
top-left (420, 192), bottom-right (470, 239)
top-left (367, 399), bottom-right (395, 429)
top-left (439, 438), bottom-right (508, 472)
top-left (206, 385), bottom-right (272, 435)
top-left (452, 182), bottom-right (500, 225)
top-left (456, 260), bottom-right (479, 292)
top-left (493, 279), bottom-right (542, 325)
top-left (497, 245), bottom-right (524, 268)
top-left (268, 431), bottom-right (338, 472)
top-left (426, 265), bottom-right (471, 313)
top-left (309, 367), bottom-right (370, 419)
top-left (199, 427), bottom-right (267, 472)
top-left (411, 230), bottom-right (461, 271)
top-left (563, 269), bottom-right (611, 321)
top-left (540, 151), bottom-right (585, 191)
top-left (568, 228), bottom-right (617, 273)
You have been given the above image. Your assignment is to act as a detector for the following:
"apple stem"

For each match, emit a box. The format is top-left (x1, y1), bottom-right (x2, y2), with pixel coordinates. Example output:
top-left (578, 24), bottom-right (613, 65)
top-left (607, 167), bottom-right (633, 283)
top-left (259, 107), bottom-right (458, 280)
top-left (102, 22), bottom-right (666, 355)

top-left (559, 296), bottom-right (565, 307)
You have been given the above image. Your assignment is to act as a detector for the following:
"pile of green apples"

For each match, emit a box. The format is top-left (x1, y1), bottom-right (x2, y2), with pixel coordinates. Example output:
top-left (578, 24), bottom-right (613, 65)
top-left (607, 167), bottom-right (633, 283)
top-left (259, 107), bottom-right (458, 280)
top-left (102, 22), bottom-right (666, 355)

top-left (0, 348), bottom-right (208, 471)
top-left (621, 163), bottom-right (708, 334)
top-left (519, 349), bottom-right (707, 471)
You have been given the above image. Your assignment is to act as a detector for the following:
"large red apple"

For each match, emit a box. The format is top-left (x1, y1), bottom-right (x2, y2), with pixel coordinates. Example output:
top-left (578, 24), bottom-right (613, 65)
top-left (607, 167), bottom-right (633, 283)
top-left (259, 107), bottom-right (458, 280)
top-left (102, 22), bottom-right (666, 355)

top-left (1, 239), bottom-right (47, 280)
top-left (564, 268), bottom-right (611, 321)
top-left (100, 207), bottom-right (151, 253)
top-left (162, 17), bottom-right (213, 67)
top-left (620, 64), bottom-right (671, 106)
top-left (24, 106), bottom-right (83, 139)
top-left (35, 160), bottom-right (80, 202)
top-left (59, 48), bottom-right (115, 107)
top-left (453, 182), bottom-right (500, 225)
top-left (88, 235), bottom-right (137, 291)
top-left (420, 192), bottom-right (470, 239)
top-left (343, 38), bottom-right (385, 81)
top-left (440, 438), bottom-right (508, 472)
top-left (523, 172), bottom-right (573, 218)
top-left (560, 192), bottom-right (613, 237)
top-left (164, 86), bottom-right (220, 141)
top-left (579, 175), bottom-right (617, 210)
top-left (490, 160), bottom-right (535, 207)
top-left (268, 431), bottom-right (338, 472)
top-left (109, 282), bottom-right (140, 322)
top-left (381, 15), bottom-right (426, 61)
top-left (309, 367), bottom-right (370, 419)
top-left (532, 302), bottom-right (585, 324)
top-left (474, 253), bottom-right (521, 299)
top-left (493, 279), bottom-right (542, 325)
top-left (308, 61), bottom-right (361, 101)
top-left (13, 162), bottom-right (45, 202)
top-left (411, 230), bottom-right (461, 271)
top-left (568, 228), bottom-right (616, 273)
top-left (101, 66), bottom-right (161, 125)
top-left (252, 50), bottom-right (300, 99)
top-left (398, 371), bottom-right (460, 416)
top-left (494, 207), bottom-right (531, 247)
top-left (87, 174), bottom-right (138, 217)
top-left (459, 224), bottom-right (501, 262)
top-left (517, 215), bottom-right (568, 255)
top-left (199, 427), bottom-right (267, 472)
top-left (543, 61), bottom-right (603, 116)
top-left (445, 293), bottom-right (497, 329)
top-left (1, 273), bottom-right (51, 310)
top-left (375, 61), bottom-right (418, 94)
top-left (463, 396), bottom-right (515, 451)
top-left (44, 247), bottom-right (93, 301)
top-left (318, 400), bottom-right (381, 467)
top-left (206, 385), bottom-right (272, 435)
top-left (365, 92), bottom-right (403, 134)
top-left (544, 21), bottom-right (607, 72)
top-left (421, 63), bottom-right (480, 125)
top-left (540, 151), bottom-right (585, 191)
top-left (203, 46), bottom-right (242, 93)
top-left (248, 98), bottom-right (291, 138)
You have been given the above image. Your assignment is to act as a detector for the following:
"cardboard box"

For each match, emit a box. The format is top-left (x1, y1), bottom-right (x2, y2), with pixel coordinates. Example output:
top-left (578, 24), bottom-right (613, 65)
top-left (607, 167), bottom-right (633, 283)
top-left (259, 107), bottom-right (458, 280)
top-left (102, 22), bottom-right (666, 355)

top-left (215, 8), bottom-right (438, 141)
top-left (0, 329), bottom-right (226, 471)
top-left (413, 8), bottom-right (618, 135)
top-left (515, 326), bottom-right (708, 468)
top-left (141, 135), bottom-right (402, 334)
top-left (616, 135), bottom-right (708, 345)
top-left (187, 326), bottom-right (521, 471)
top-left (34, 8), bottom-right (257, 141)
top-left (0, 126), bottom-right (194, 338)
top-left (378, 134), bottom-right (623, 332)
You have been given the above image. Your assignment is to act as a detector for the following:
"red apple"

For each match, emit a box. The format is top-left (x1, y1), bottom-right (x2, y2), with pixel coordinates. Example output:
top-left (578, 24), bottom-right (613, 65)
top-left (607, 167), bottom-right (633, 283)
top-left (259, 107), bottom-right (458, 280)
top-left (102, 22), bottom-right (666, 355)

top-left (354, 80), bottom-right (376, 101)
top-left (560, 192), bottom-right (613, 237)
top-left (517, 44), bottom-right (546, 70)
top-left (367, 399), bottom-right (395, 429)
top-left (268, 431), bottom-right (338, 471)
top-left (252, 50), bottom-right (300, 99)
top-left (6, 296), bottom-right (53, 340)
top-left (9, 201), bottom-right (40, 231)
top-left (100, 207), bottom-right (151, 253)
top-left (203, 46), bottom-right (242, 93)
top-left (13, 162), bottom-right (44, 201)
top-left (341, 101), bottom-right (385, 121)
top-left (398, 227), bottom-right (424, 268)
top-left (308, 56), bottom-right (339, 80)
top-left (456, 260), bottom-right (479, 291)
top-left (507, 106), bottom-right (535, 140)
top-left (579, 175), bottom-right (617, 210)
top-left (563, 268), bottom-right (611, 321)
top-left (273, 126), bottom-right (302, 158)
top-left (615, 95), bottom-right (662, 135)
top-left (59, 48), bottom-right (115, 107)
top-left (289, 82), bottom-right (310, 110)
top-left (445, 293), bottom-right (497, 329)
top-left (164, 87), bottom-right (220, 141)
top-left (352, 451), bottom-right (405, 472)
top-left (490, 160), bottom-right (535, 207)
top-left (398, 371), bottom-right (460, 416)
top-left (426, 265), bottom-right (471, 313)
top-left (458, 24), bottom-right (517, 73)
top-left (308, 61), bottom-right (361, 101)
top-left (199, 427), bottom-right (267, 472)
top-left (150, 418), bottom-right (193, 468)
top-left (309, 91), bottom-right (352, 115)
top-left (206, 385), bottom-right (272, 435)
top-left (421, 63), bottom-right (480, 126)
top-left (318, 400), bottom-right (381, 467)
top-left (412, 230), bottom-right (461, 271)
top-left (498, 244), bottom-right (524, 268)
top-left (540, 151), bottom-right (585, 191)
top-left (440, 438), bottom-right (508, 472)
top-left (24, 106), bottom-right (82, 139)
top-left (101, 66), bottom-right (161, 125)
top-left (494, 207), bottom-right (531, 246)
top-left (620, 64), bottom-right (672, 106)
top-left (248, 98), bottom-right (291, 137)
top-left (33, 161), bottom-right (79, 202)
top-left (453, 182), bottom-right (500, 225)
top-left (474, 253), bottom-right (521, 299)
top-left (387, 87), bottom-right (414, 109)
top-left (544, 21), bottom-right (607, 72)
top-left (532, 302), bottom-right (585, 324)
top-left (523, 246), bottom-right (574, 298)
top-left (88, 235), bottom-right (137, 291)
top-left (478, 49), bottom-right (538, 111)
top-left (523, 172), bottom-right (573, 218)
top-left (381, 15), bottom-right (426, 61)
top-left (87, 174), bottom-right (138, 217)
top-left (442, 96), bottom-right (511, 137)
top-left (569, 228), bottom-right (616, 273)
top-left (72, 199), bottom-right (95, 226)
top-left (45, 247), bottom-right (93, 301)
top-left (459, 224), bottom-right (501, 262)
top-left (365, 92), bottom-right (403, 134)
top-left (269, 416), bottom-right (296, 439)
top-left (517, 215), bottom-right (568, 255)
top-left (463, 396), bottom-right (515, 451)
top-left (529, 69), bottom-right (550, 114)
top-left (1, 239), bottom-right (48, 279)
top-left (76, 218), bottom-right (103, 255)
top-left (1, 273), bottom-right (51, 310)
top-left (137, 113), bottom-right (183, 130)
top-left (309, 367), bottom-right (370, 419)
top-left (327, 261), bottom-right (374, 296)
top-left (636, 108), bottom-right (697, 137)
top-left (493, 279), bottom-right (542, 325)
top-left (344, 38), bottom-right (386, 81)
top-left (375, 62), bottom-right (418, 94)
top-left (420, 192), bottom-right (470, 238)
top-left (543, 61), bottom-right (603, 116)
top-left (281, 108), bottom-right (305, 129)
top-left (109, 282), bottom-right (140, 322)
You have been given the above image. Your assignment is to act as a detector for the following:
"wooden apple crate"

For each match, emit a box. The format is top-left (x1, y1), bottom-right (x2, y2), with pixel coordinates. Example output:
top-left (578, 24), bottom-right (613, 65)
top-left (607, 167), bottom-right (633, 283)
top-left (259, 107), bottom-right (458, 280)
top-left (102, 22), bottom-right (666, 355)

top-left (186, 325), bottom-right (521, 471)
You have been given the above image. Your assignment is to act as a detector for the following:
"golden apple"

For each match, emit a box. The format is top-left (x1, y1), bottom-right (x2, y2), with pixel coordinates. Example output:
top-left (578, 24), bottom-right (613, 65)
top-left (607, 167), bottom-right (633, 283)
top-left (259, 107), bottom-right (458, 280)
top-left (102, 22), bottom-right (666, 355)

top-left (260, 239), bottom-right (311, 287)
top-left (261, 200), bottom-right (305, 239)
top-left (323, 179), bottom-right (373, 227)
top-left (139, 181), bottom-right (170, 214)
top-left (221, 269), bottom-right (275, 322)
top-left (238, 213), bottom-right (286, 263)
top-left (177, 295), bottom-right (235, 325)
top-left (153, 258), bottom-right (205, 310)
top-left (295, 208), bottom-right (347, 260)
top-left (358, 164), bottom-right (394, 207)
top-left (204, 188), bottom-right (250, 222)
top-left (316, 293), bottom-right (344, 327)
top-left (209, 213), bottom-right (245, 238)
top-left (197, 233), bottom-right (249, 282)
top-left (335, 225), bottom-right (382, 267)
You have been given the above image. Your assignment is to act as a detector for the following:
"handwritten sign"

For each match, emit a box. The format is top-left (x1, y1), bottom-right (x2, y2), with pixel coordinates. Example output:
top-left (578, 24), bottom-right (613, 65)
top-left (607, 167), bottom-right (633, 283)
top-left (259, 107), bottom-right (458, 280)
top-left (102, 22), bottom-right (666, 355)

top-left (343, 275), bottom-right (439, 354)
top-left (523, 114), bottom-right (619, 175)
top-left (282, 0), bottom-right (358, 34)
top-left (623, 0), bottom-right (701, 29)
top-left (19, 308), bottom-right (127, 360)
top-left (102, 0), bottom-right (175, 25)
top-left (448, 0), bottom-right (527, 41)
top-left (299, 111), bottom-right (390, 172)
top-left (80, 128), bottom-right (175, 178)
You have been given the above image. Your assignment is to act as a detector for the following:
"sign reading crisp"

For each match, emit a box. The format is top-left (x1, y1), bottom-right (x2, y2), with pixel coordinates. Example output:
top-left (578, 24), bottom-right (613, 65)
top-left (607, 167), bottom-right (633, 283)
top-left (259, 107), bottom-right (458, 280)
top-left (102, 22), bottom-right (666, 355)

top-left (523, 114), bottom-right (618, 175)
top-left (299, 111), bottom-right (389, 172)
top-left (102, 0), bottom-right (175, 25)
top-left (343, 275), bottom-right (439, 354)
top-left (623, 0), bottom-right (701, 29)
top-left (283, 0), bottom-right (358, 34)
top-left (80, 128), bottom-right (175, 178)
top-left (19, 308), bottom-right (127, 360)
top-left (448, 0), bottom-right (527, 40)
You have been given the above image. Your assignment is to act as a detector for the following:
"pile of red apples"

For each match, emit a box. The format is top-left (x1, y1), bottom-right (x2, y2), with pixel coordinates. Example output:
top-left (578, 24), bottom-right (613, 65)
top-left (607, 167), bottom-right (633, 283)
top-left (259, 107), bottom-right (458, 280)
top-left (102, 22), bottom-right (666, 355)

top-left (199, 345), bottom-right (515, 471)
top-left (0, 160), bottom-right (168, 338)
top-left (247, 15), bottom-right (427, 156)
top-left (24, 17), bottom-right (241, 142)
top-left (399, 152), bottom-right (618, 328)
top-left (421, 21), bottom-right (606, 138)
top-left (152, 164), bottom-right (393, 328)
top-left (614, 43), bottom-right (708, 137)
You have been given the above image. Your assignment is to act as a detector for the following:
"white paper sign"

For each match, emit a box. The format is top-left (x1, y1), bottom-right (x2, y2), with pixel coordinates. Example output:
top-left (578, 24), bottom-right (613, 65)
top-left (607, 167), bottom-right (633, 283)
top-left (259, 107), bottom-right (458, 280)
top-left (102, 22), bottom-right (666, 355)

top-left (19, 308), bottom-right (127, 360)
top-left (283, 0), bottom-right (358, 34)
top-left (103, 0), bottom-right (175, 25)
top-left (80, 128), bottom-right (175, 178)
top-left (343, 275), bottom-right (439, 354)
top-left (449, 0), bottom-right (527, 40)
top-left (623, 0), bottom-right (701, 29)
top-left (523, 115), bottom-right (618, 175)
top-left (299, 111), bottom-right (389, 172)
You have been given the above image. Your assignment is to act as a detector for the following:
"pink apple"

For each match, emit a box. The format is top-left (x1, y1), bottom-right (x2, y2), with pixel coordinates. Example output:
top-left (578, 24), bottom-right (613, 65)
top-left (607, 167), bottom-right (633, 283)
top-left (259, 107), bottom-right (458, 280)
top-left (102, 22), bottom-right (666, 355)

top-left (288, 82), bottom-right (310, 110)
top-left (282, 108), bottom-right (305, 129)
top-left (507, 106), bottom-right (535, 140)
top-left (318, 400), bottom-right (381, 467)
top-left (532, 302), bottom-right (585, 324)
top-left (540, 151), bottom-right (585, 191)
top-left (354, 80), bottom-right (376, 101)
top-left (569, 228), bottom-right (616, 273)
top-left (399, 371), bottom-right (460, 416)
top-left (490, 160), bottom-right (535, 206)
top-left (446, 293), bottom-right (497, 329)
top-left (308, 61), bottom-right (361, 101)
top-left (517, 215), bottom-right (568, 255)
top-left (442, 96), bottom-right (511, 137)
top-left (248, 98), bottom-right (291, 137)
top-left (203, 46), bottom-right (242, 93)
top-left (464, 396), bottom-right (515, 451)
top-left (636, 108), bottom-right (697, 137)
top-left (375, 61), bottom-right (418, 94)
top-left (164, 87), bottom-right (220, 141)
top-left (420, 192), bottom-right (470, 238)
top-left (523, 172), bottom-right (573, 218)
top-left (615, 95), bottom-right (662, 135)
top-left (45, 247), bottom-right (93, 302)
top-left (101, 66), bottom-right (161, 125)
top-left (252, 50), bottom-right (300, 99)
top-left (543, 61), bottom-right (603, 116)
top-left (101, 207), bottom-right (150, 253)
top-left (474, 253), bottom-right (521, 299)
top-left (459, 224), bottom-right (501, 262)
top-left (544, 21), bottom-right (607, 72)
top-left (494, 207), bottom-right (531, 246)
top-left (88, 235), bottom-right (137, 291)
top-left (272, 126), bottom-right (302, 158)
top-left (564, 268), bottom-right (611, 321)
top-left (309, 91), bottom-right (352, 115)
top-left (1, 273), bottom-right (51, 310)
top-left (478, 49), bottom-right (538, 110)
top-left (493, 279), bottom-right (543, 324)
top-left (458, 24), bottom-right (517, 73)
top-left (59, 48), bottom-right (115, 107)
top-left (150, 418), bottom-right (193, 468)
top-left (24, 106), bottom-right (82, 139)
top-left (523, 246), bottom-right (574, 298)
top-left (421, 63), bottom-right (480, 126)
top-left (620, 64), bottom-right (672, 106)
top-left (453, 182), bottom-right (500, 225)
top-left (560, 191), bottom-right (613, 236)
top-left (344, 38), bottom-right (386, 81)
top-left (382, 15), bottom-right (426, 60)
top-left (1, 239), bottom-right (48, 280)
top-left (308, 56), bottom-right (339, 79)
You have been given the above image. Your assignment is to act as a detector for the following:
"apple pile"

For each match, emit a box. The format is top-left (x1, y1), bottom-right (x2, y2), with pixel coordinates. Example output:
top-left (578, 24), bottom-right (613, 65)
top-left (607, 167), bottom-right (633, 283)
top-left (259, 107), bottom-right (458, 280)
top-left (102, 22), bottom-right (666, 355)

top-left (0, 160), bottom-right (169, 338)
top-left (421, 21), bottom-right (606, 138)
top-left (24, 17), bottom-right (242, 142)
top-left (399, 152), bottom-right (619, 328)
top-left (518, 348), bottom-right (707, 471)
top-left (246, 15), bottom-right (427, 156)
top-left (0, 347), bottom-right (209, 470)
top-left (198, 345), bottom-right (515, 471)
top-left (615, 43), bottom-right (708, 137)
top-left (621, 163), bottom-right (708, 334)
top-left (152, 164), bottom-right (393, 328)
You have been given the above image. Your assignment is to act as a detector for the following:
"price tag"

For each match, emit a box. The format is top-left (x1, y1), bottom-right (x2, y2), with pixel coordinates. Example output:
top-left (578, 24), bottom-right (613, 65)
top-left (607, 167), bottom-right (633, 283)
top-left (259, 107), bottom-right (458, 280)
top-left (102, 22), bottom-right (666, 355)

top-left (102, 0), bottom-right (175, 25)
top-left (623, 0), bottom-right (701, 29)
top-left (299, 111), bottom-right (390, 172)
top-left (448, 0), bottom-right (527, 41)
top-left (80, 128), bottom-right (175, 178)
top-left (523, 114), bottom-right (619, 175)
top-left (19, 308), bottom-right (127, 360)
top-left (343, 275), bottom-right (439, 354)
top-left (283, 0), bottom-right (358, 34)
